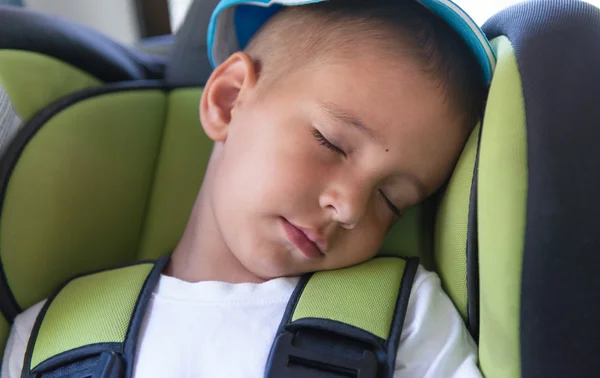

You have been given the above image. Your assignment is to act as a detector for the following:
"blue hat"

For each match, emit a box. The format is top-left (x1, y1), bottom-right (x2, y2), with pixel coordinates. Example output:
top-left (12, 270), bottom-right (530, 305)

top-left (207, 0), bottom-right (496, 85)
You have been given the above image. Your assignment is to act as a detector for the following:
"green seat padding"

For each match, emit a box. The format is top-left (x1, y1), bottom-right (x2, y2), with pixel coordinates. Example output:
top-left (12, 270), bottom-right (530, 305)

top-left (26, 256), bottom-right (414, 376)
top-left (136, 88), bottom-right (213, 260)
top-left (434, 124), bottom-right (480, 321)
top-left (292, 257), bottom-right (407, 340)
top-left (381, 202), bottom-right (435, 269)
top-left (29, 263), bottom-right (154, 370)
top-left (478, 36), bottom-right (527, 378)
top-left (1, 90), bottom-right (168, 310)
top-left (0, 312), bottom-right (9, 359)
top-left (0, 50), bottom-right (102, 121)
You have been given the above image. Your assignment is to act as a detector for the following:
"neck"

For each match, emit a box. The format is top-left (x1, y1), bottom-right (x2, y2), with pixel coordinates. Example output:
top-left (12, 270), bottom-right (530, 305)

top-left (164, 161), bottom-right (265, 284)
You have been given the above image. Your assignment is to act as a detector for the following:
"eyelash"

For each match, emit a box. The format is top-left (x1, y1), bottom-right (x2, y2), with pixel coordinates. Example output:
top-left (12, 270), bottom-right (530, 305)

top-left (380, 190), bottom-right (401, 218)
top-left (312, 128), bottom-right (401, 218)
top-left (312, 129), bottom-right (345, 156)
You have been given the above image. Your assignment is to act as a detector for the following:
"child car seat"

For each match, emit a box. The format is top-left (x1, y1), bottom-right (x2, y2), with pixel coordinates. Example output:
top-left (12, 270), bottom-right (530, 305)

top-left (1, 0), bottom-right (600, 377)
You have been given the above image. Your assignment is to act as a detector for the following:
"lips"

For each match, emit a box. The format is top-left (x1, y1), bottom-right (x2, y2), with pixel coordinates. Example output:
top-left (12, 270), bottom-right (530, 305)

top-left (282, 218), bottom-right (325, 260)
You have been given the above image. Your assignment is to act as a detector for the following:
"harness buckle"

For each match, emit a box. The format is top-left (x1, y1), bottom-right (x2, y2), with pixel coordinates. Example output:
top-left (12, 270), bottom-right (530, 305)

top-left (266, 330), bottom-right (379, 378)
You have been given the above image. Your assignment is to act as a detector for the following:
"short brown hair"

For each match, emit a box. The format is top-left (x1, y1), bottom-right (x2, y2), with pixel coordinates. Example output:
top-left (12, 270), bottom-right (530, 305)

top-left (245, 0), bottom-right (487, 129)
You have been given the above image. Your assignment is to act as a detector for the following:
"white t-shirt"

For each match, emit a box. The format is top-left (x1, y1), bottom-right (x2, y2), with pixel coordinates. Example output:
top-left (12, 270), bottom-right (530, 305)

top-left (2, 265), bottom-right (481, 378)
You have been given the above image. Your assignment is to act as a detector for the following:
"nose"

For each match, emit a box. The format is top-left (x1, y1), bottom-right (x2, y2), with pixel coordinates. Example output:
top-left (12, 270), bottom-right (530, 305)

top-left (319, 176), bottom-right (370, 229)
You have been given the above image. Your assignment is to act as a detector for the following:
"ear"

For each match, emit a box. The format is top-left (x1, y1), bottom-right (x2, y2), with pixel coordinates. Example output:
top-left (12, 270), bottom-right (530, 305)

top-left (200, 52), bottom-right (257, 142)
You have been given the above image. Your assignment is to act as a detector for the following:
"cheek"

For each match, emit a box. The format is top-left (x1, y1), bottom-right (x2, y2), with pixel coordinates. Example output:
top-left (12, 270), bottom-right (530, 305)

top-left (329, 210), bottom-right (390, 268)
top-left (356, 211), bottom-right (390, 252)
top-left (218, 123), bottom-right (324, 214)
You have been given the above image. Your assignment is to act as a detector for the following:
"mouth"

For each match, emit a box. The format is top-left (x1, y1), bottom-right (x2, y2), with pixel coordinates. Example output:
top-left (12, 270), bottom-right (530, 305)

top-left (281, 218), bottom-right (325, 260)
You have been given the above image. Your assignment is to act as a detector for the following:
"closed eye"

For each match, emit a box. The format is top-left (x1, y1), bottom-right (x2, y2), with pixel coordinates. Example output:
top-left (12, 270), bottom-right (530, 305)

top-left (312, 129), bottom-right (345, 156)
top-left (379, 190), bottom-right (401, 217)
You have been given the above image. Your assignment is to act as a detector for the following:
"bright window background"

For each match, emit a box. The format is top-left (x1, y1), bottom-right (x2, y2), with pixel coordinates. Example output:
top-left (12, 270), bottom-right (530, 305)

top-left (170, 0), bottom-right (194, 32)
top-left (169, 0), bottom-right (600, 32)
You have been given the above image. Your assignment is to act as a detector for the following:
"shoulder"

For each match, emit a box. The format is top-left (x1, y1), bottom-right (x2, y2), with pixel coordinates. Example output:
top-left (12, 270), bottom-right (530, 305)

top-left (2, 300), bottom-right (46, 378)
top-left (395, 264), bottom-right (481, 377)
top-left (406, 264), bottom-right (455, 317)
top-left (410, 264), bottom-right (440, 294)
top-left (10, 299), bottom-right (45, 347)
top-left (405, 264), bottom-right (447, 318)
top-left (403, 264), bottom-right (469, 342)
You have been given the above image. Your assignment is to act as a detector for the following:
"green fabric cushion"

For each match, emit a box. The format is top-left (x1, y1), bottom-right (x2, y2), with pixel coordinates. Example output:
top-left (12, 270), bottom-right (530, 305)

top-left (30, 263), bottom-right (153, 370)
top-left (380, 202), bottom-right (435, 269)
top-left (434, 124), bottom-right (480, 321)
top-left (0, 50), bottom-right (102, 121)
top-left (1, 90), bottom-right (167, 310)
top-left (292, 257), bottom-right (406, 340)
top-left (137, 89), bottom-right (213, 260)
top-left (478, 36), bottom-right (528, 378)
top-left (0, 312), bottom-right (8, 360)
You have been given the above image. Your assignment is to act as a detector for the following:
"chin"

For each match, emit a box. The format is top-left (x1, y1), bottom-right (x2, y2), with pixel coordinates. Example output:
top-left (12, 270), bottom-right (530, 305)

top-left (241, 249), bottom-right (302, 280)
top-left (244, 263), bottom-right (288, 281)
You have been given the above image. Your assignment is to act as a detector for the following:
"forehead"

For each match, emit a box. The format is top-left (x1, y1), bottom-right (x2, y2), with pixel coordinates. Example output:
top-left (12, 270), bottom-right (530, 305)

top-left (293, 53), bottom-right (454, 140)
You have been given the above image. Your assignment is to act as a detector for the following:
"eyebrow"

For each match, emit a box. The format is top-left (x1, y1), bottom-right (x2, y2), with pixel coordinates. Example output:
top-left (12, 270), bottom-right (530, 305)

top-left (319, 101), bottom-right (382, 145)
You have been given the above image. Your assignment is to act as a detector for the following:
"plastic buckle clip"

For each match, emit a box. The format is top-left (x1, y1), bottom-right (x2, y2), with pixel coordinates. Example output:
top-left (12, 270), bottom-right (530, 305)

top-left (266, 331), bottom-right (379, 378)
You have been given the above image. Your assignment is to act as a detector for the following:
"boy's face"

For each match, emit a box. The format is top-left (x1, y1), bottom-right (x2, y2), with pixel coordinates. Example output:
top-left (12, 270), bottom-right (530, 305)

top-left (200, 49), bottom-right (468, 280)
